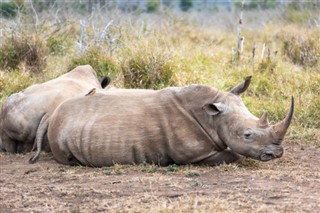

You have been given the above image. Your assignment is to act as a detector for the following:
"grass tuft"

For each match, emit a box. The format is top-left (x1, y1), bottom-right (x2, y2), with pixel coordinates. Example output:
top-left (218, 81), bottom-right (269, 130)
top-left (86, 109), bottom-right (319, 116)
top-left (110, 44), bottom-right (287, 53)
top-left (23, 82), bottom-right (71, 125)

top-left (121, 47), bottom-right (175, 89)
top-left (0, 33), bottom-right (48, 73)
top-left (68, 48), bottom-right (120, 79)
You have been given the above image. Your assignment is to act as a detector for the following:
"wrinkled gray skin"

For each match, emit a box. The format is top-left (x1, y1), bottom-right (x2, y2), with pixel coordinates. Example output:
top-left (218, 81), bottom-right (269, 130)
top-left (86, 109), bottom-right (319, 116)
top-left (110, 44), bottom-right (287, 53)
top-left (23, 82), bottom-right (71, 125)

top-left (0, 65), bottom-right (108, 155)
top-left (47, 76), bottom-right (294, 167)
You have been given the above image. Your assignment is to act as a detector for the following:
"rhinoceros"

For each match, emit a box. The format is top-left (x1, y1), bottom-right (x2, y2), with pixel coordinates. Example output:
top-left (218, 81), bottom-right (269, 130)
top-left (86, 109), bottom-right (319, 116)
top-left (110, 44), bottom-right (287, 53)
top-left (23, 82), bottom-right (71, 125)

top-left (47, 76), bottom-right (294, 167)
top-left (0, 65), bottom-right (110, 154)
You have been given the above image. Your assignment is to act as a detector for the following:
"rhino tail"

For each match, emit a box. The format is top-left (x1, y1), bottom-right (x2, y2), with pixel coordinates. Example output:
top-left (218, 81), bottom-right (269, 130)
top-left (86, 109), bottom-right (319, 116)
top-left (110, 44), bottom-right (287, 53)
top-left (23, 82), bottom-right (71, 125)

top-left (29, 114), bottom-right (50, 164)
top-left (100, 76), bottom-right (111, 89)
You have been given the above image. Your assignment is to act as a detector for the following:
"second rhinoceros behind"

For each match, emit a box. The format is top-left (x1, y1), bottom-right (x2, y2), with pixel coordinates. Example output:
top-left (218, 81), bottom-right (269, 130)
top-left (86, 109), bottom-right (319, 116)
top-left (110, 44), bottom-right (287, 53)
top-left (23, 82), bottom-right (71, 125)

top-left (0, 65), bottom-right (110, 155)
top-left (47, 76), bottom-right (294, 167)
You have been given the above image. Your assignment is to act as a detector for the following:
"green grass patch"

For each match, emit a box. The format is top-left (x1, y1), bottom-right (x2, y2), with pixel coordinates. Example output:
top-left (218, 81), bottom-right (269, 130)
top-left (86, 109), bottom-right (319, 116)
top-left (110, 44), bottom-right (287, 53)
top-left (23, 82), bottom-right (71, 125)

top-left (68, 48), bottom-right (120, 79)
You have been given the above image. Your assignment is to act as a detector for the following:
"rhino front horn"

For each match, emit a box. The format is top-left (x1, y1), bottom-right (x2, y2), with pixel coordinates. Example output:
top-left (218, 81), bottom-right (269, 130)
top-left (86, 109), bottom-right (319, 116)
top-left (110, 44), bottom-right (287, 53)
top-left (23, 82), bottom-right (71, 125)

top-left (274, 96), bottom-right (294, 138)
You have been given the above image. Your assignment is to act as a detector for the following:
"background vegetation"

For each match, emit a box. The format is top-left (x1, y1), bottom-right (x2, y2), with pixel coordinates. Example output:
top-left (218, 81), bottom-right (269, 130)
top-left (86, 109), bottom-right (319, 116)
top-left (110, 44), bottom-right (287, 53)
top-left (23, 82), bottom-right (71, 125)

top-left (0, 0), bottom-right (319, 146)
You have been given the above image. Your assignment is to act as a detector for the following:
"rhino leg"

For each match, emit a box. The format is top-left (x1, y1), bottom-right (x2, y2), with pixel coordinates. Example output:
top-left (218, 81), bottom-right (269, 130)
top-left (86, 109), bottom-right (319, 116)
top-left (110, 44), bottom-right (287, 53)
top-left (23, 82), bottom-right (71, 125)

top-left (1, 133), bottom-right (34, 153)
top-left (29, 114), bottom-right (50, 164)
top-left (0, 134), bottom-right (17, 153)
top-left (196, 149), bottom-right (241, 166)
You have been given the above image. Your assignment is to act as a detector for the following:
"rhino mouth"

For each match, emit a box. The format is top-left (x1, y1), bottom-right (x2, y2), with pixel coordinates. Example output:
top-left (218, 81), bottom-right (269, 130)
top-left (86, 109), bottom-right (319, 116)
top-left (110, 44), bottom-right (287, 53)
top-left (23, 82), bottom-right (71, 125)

top-left (260, 150), bottom-right (281, 161)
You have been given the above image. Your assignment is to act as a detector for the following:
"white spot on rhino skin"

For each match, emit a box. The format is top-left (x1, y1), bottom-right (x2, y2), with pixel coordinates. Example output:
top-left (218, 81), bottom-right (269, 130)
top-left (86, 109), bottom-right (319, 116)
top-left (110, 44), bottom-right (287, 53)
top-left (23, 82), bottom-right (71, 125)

top-left (168, 87), bottom-right (183, 93)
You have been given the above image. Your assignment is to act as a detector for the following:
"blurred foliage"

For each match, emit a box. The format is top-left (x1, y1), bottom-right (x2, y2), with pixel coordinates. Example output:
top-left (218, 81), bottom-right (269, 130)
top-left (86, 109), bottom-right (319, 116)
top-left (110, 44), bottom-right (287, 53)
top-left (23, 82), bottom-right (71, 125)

top-left (180, 0), bottom-right (193, 12)
top-left (47, 36), bottom-right (66, 56)
top-left (258, 59), bottom-right (277, 73)
top-left (280, 31), bottom-right (319, 68)
top-left (0, 2), bottom-right (18, 18)
top-left (235, 0), bottom-right (277, 10)
top-left (32, 0), bottom-right (55, 12)
top-left (0, 71), bottom-right (35, 103)
top-left (254, 0), bottom-right (277, 9)
top-left (146, 0), bottom-right (160, 13)
top-left (0, 34), bottom-right (48, 73)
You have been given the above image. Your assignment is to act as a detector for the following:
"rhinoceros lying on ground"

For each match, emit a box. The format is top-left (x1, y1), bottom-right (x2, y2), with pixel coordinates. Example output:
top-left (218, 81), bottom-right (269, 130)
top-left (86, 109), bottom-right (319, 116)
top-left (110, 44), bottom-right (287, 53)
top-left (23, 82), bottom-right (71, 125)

top-left (0, 65), bottom-right (110, 154)
top-left (47, 76), bottom-right (294, 167)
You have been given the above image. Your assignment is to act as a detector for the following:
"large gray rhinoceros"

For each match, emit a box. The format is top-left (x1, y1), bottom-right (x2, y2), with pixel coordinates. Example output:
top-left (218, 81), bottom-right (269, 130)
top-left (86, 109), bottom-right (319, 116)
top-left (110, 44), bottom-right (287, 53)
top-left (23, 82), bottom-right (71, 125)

top-left (0, 65), bottom-right (110, 154)
top-left (47, 76), bottom-right (294, 167)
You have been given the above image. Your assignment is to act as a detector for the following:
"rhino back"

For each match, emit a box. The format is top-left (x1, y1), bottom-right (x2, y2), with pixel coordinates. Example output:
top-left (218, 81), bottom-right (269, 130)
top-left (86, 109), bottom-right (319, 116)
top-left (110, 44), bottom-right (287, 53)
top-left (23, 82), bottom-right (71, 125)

top-left (48, 86), bottom-right (221, 167)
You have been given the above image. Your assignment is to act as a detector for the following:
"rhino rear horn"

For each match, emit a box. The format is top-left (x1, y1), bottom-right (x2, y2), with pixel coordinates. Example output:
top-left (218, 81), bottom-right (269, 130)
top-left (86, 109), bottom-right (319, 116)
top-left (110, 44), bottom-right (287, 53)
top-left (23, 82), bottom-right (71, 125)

top-left (274, 96), bottom-right (295, 138)
top-left (230, 76), bottom-right (252, 95)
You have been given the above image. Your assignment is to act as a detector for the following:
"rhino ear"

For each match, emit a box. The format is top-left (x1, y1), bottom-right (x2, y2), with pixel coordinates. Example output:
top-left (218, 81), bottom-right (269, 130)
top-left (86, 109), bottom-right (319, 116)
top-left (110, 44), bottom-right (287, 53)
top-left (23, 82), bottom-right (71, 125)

top-left (203, 102), bottom-right (228, 116)
top-left (230, 76), bottom-right (252, 95)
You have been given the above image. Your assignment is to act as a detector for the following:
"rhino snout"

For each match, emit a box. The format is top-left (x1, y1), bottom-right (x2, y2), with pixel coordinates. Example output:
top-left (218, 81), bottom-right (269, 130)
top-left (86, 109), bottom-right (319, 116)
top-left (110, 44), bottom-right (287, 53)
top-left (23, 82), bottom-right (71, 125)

top-left (260, 146), bottom-right (283, 161)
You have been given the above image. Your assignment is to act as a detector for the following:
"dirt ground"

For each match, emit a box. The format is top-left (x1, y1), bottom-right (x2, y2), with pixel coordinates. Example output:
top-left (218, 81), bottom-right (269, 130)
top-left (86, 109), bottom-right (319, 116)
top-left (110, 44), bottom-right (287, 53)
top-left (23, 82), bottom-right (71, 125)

top-left (1, 143), bottom-right (319, 213)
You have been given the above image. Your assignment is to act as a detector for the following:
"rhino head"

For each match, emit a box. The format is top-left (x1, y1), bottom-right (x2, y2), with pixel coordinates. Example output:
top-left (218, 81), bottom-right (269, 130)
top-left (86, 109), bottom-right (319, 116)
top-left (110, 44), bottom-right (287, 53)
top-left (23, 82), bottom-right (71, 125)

top-left (203, 76), bottom-right (294, 161)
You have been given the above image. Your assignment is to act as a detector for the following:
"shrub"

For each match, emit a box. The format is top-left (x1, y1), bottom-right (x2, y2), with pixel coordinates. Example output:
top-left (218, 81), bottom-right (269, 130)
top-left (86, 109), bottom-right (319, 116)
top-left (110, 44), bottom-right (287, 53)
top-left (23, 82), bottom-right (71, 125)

top-left (146, 0), bottom-right (160, 13)
top-left (47, 36), bottom-right (66, 55)
top-left (260, 0), bottom-right (277, 9)
top-left (32, 0), bottom-right (55, 12)
top-left (281, 32), bottom-right (320, 68)
top-left (0, 2), bottom-right (18, 18)
top-left (68, 48), bottom-right (120, 79)
top-left (235, 0), bottom-right (277, 10)
top-left (0, 70), bottom-right (34, 104)
top-left (283, 8), bottom-right (311, 23)
top-left (180, 0), bottom-right (193, 12)
top-left (121, 51), bottom-right (175, 89)
top-left (0, 34), bottom-right (48, 73)
top-left (248, 0), bottom-right (258, 9)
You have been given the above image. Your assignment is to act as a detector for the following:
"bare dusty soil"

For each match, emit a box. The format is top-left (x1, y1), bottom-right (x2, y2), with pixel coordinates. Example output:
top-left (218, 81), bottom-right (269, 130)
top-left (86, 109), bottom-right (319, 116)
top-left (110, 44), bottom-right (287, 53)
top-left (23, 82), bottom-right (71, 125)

top-left (1, 144), bottom-right (319, 213)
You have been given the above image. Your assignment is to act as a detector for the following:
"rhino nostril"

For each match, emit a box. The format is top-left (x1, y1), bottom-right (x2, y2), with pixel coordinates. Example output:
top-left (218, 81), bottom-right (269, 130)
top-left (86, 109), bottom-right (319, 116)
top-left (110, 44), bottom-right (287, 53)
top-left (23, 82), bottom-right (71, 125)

top-left (265, 151), bottom-right (276, 158)
top-left (260, 150), bottom-right (277, 161)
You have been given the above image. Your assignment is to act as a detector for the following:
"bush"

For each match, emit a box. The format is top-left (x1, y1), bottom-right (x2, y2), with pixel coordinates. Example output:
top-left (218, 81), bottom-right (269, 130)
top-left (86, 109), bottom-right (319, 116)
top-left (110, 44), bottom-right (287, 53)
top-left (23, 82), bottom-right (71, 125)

top-left (68, 48), bottom-right (120, 79)
top-left (146, 0), bottom-right (160, 13)
top-left (283, 8), bottom-right (312, 23)
top-left (0, 34), bottom-right (48, 73)
top-left (235, 0), bottom-right (277, 10)
top-left (180, 0), bottom-right (193, 12)
top-left (122, 51), bottom-right (175, 89)
top-left (47, 36), bottom-right (66, 55)
top-left (281, 32), bottom-right (319, 68)
top-left (0, 2), bottom-right (18, 18)
top-left (32, 0), bottom-right (55, 12)
top-left (0, 71), bottom-right (34, 104)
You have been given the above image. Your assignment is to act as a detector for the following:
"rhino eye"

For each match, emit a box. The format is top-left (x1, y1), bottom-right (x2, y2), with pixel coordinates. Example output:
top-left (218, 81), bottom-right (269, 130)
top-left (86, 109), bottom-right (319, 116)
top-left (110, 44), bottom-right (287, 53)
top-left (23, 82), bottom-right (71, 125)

top-left (244, 132), bottom-right (252, 139)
